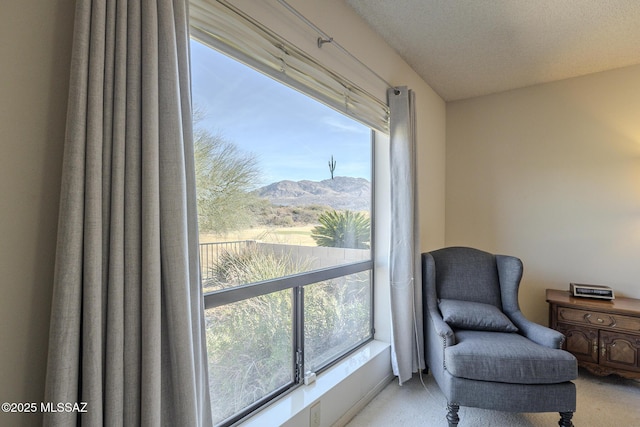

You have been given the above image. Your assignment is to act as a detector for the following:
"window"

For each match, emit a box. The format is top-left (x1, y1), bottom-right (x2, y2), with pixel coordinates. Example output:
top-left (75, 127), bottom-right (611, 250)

top-left (191, 40), bottom-right (375, 425)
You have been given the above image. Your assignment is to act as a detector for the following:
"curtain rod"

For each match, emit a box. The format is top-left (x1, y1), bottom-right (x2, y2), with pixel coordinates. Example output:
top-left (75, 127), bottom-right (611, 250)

top-left (276, 0), bottom-right (399, 94)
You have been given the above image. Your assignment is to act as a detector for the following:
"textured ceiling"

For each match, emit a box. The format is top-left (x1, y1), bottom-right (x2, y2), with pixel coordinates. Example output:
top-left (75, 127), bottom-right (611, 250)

top-left (346, 0), bottom-right (640, 101)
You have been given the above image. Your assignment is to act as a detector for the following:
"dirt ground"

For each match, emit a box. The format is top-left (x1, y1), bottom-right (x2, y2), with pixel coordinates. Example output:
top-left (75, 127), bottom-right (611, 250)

top-left (199, 224), bottom-right (317, 246)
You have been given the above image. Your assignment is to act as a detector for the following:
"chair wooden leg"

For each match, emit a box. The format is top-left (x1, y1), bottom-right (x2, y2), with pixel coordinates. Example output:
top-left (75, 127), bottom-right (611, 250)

top-left (558, 411), bottom-right (574, 427)
top-left (446, 403), bottom-right (460, 427)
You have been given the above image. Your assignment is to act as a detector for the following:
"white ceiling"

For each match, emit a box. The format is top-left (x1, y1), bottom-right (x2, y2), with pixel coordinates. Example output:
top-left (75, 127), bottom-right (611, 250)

top-left (346, 0), bottom-right (640, 101)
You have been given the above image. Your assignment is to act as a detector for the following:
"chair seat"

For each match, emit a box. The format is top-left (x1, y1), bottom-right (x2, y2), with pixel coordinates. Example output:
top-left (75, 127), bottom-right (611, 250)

top-left (445, 330), bottom-right (578, 384)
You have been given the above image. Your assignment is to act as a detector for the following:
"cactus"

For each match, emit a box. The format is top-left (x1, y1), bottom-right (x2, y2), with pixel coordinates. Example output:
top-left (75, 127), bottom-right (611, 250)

top-left (328, 155), bottom-right (336, 179)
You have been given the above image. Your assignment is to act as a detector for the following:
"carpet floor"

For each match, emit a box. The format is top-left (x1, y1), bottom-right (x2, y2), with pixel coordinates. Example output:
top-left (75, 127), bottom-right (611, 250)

top-left (345, 368), bottom-right (639, 426)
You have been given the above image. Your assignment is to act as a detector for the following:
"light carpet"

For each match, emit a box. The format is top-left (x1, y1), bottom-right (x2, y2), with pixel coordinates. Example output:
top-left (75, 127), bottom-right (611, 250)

top-left (345, 368), bottom-right (639, 426)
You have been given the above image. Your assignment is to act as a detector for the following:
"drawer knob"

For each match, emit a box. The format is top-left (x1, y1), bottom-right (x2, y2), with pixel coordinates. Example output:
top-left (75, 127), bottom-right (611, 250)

top-left (583, 313), bottom-right (617, 327)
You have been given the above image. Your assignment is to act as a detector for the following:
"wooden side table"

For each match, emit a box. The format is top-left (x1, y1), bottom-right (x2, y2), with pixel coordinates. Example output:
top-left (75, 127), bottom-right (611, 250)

top-left (546, 288), bottom-right (640, 380)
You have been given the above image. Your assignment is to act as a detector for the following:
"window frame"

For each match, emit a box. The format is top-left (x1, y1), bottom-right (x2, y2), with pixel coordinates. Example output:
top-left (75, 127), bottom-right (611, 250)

top-left (200, 130), bottom-right (376, 424)
top-left (190, 2), bottom-right (383, 424)
top-left (203, 260), bottom-right (373, 310)
top-left (204, 249), bottom-right (375, 426)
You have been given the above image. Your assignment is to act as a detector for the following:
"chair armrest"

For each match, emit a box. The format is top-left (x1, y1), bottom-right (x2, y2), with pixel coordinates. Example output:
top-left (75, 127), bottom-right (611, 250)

top-left (495, 255), bottom-right (565, 349)
top-left (422, 253), bottom-right (455, 347)
top-left (509, 311), bottom-right (565, 349)
top-left (427, 305), bottom-right (456, 347)
top-left (424, 304), bottom-right (456, 374)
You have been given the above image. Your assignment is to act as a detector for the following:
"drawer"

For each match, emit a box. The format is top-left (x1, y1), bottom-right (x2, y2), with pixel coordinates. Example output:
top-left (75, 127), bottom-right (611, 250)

top-left (557, 307), bottom-right (640, 333)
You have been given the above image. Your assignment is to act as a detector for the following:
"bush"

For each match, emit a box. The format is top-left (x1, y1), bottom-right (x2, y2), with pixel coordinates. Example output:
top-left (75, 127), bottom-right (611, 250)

top-left (211, 246), bottom-right (311, 287)
top-left (251, 203), bottom-right (330, 227)
top-left (205, 245), bottom-right (370, 424)
top-left (311, 210), bottom-right (370, 249)
top-left (206, 247), bottom-right (311, 422)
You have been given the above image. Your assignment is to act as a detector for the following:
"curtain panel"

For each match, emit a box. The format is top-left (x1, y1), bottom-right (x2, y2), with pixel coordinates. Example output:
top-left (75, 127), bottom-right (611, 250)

top-left (388, 86), bottom-right (424, 384)
top-left (44, 0), bottom-right (212, 425)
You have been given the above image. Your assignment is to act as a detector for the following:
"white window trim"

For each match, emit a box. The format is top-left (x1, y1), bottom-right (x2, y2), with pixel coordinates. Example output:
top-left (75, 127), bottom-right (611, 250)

top-left (188, 1), bottom-right (395, 424)
top-left (238, 340), bottom-right (392, 427)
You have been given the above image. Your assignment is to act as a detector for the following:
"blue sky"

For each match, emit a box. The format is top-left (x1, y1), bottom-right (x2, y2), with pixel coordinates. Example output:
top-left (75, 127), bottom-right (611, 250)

top-left (190, 39), bottom-right (372, 187)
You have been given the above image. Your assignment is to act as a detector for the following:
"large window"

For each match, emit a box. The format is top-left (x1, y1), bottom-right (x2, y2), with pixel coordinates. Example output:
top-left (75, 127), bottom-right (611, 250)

top-left (191, 40), bottom-right (375, 425)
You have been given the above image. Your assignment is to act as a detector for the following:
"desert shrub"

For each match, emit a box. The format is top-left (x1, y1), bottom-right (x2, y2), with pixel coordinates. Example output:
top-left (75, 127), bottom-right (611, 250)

top-left (206, 245), bottom-right (370, 423)
top-left (211, 246), bottom-right (311, 287)
top-left (250, 203), bottom-right (330, 227)
top-left (206, 247), bottom-right (312, 421)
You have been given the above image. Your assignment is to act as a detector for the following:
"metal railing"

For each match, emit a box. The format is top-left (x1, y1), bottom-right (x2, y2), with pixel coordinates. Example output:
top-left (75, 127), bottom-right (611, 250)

top-left (199, 240), bottom-right (257, 281)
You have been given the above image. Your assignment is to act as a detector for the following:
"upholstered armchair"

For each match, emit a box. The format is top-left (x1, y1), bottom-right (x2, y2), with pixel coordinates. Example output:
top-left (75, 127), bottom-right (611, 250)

top-left (422, 247), bottom-right (578, 427)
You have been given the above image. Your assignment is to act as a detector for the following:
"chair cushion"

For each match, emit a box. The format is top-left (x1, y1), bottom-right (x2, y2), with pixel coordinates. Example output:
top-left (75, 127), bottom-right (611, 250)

top-left (445, 330), bottom-right (578, 384)
top-left (431, 247), bottom-right (503, 307)
top-left (438, 299), bottom-right (518, 332)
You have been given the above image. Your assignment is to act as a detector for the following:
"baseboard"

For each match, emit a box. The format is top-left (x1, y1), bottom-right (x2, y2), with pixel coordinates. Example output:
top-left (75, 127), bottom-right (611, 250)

top-left (331, 372), bottom-right (395, 427)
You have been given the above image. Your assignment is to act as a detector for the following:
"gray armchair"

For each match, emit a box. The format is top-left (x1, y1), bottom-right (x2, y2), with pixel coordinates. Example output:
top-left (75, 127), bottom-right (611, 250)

top-left (422, 247), bottom-right (577, 427)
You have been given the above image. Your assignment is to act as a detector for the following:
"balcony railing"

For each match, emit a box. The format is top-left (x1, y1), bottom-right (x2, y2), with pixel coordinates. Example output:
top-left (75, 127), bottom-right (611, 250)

top-left (199, 240), bottom-right (257, 281)
top-left (199, 240), bottom-right (370, 284)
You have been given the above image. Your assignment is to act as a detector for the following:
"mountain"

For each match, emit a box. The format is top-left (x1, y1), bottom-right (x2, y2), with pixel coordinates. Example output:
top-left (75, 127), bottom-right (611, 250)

top-left (255, 176), bottom-right (371, 212)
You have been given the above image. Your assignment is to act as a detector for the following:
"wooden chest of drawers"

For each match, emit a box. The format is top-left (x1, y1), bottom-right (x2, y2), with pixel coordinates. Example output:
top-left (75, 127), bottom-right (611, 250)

top-left (546, 289), bottom-right (640, 379)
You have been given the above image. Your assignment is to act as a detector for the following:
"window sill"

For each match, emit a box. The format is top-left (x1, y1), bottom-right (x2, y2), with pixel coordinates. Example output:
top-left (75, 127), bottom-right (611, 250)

top-left (238, 340), bottom-right (392, 427)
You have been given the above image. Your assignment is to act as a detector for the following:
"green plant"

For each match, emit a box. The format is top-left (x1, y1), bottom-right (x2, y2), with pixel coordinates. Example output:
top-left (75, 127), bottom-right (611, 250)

top-left (205, 245), bottom-right (371, 424)
top-left (304, 272), bottom-right (371, 371)
top-left (211, 246), bottom-right (311, 287)
top-left (206, 247), bottom-right (312, 422)
top-left (206, 289), bottom-right (292, 422)
top-left (251, 203), bottom-right (329, 227)
top-left (311, 210), bottom-right (370, 249)
top-left (193, 107), bottom-right (262, 234)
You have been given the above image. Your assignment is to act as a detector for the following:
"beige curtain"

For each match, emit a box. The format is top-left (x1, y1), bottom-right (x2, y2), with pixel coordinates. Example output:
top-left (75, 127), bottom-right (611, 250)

top-left (44, 0), bottom-right (212, 425)
top-left (388, 86), bottom-right (424, 384)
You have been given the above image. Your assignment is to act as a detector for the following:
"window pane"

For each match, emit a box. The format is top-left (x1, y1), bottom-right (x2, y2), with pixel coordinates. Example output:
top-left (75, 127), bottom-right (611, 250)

top-left (191, 39), bottom-right (372, 292)
top-left (304, 271), bottom-right (372, 372)
top-left (205, 290), bottom-right (294, 425)
top-left (192, 35), bottom-right (375, 425)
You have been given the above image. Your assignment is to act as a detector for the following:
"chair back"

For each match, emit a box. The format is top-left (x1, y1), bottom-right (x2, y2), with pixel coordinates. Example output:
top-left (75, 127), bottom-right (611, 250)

top-left (429, 247), bottom-right (503, 308)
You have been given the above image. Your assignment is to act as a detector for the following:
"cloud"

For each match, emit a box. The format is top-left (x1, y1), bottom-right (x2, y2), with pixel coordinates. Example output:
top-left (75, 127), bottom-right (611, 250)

top-left (321, 115), bottom-right (369, 134)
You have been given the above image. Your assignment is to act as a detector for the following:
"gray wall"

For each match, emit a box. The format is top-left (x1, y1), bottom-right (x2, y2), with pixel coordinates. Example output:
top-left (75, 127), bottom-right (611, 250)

top-left (0, 1), bottom-right (74, 425)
